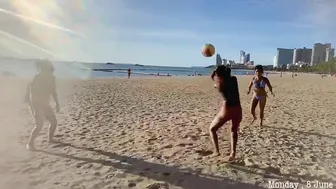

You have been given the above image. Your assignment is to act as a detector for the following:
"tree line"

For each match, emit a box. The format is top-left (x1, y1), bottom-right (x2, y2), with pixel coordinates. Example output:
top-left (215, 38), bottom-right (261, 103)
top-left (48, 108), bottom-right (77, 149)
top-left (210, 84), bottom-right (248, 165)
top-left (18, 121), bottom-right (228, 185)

top-left (267, 58), bottom-right (336, 74)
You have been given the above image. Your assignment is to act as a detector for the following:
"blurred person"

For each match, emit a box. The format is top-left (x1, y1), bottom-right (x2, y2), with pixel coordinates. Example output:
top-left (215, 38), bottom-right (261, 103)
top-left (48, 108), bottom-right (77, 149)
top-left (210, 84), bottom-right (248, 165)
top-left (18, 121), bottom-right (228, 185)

top-left (25, 59), bottom-right (60, 150)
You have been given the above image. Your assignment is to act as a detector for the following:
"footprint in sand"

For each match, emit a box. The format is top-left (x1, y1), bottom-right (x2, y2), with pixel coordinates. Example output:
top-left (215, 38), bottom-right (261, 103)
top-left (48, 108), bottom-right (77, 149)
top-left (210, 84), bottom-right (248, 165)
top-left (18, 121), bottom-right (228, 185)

top-left (54, 134), bottom-right (64, 138)
top-left (146, 183), bottom-right (169, 189)
top-left (147, 138), bottom-right (158, 143)
top-left (51, 142), bottom-right (69, 148)
top-left (162, 144), bottom-right (173, 149)
top-left (264, 166), bottom-right (281, 174)
top-left (75, 162), bottom-right (87, 168)
top-left (143, 167), bottom-right (151, 171)
top-left (195, 149), bottom-right (213, 156)
top-left (183, 135), bottom-right (199, 141)
top-left (177, 143), bottom-right (193, 147)
top-left (128, 182), bottom-right (136, 187)
top-left (162, 172), bottom-right (171, 176)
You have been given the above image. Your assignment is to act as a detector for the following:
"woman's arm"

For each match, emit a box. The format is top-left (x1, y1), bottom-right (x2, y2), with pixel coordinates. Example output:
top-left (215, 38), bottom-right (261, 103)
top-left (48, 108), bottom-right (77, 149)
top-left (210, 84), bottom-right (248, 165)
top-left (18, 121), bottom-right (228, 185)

top-left (50, 76), bottom-right (59, 104)
top-left (50, 76), bottom-right (60, 112)
top-left (247, 78), bottom-right (253, 94)
top-left (211, 70), bottom-right (216, 81)
top-left (264, 77), bottom-right (274, 95)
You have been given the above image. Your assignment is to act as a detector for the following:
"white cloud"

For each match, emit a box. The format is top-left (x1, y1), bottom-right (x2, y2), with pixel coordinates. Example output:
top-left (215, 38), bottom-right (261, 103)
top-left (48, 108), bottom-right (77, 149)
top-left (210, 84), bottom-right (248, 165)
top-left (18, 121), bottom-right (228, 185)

top-left (0, 7), bottom-right (83, 37)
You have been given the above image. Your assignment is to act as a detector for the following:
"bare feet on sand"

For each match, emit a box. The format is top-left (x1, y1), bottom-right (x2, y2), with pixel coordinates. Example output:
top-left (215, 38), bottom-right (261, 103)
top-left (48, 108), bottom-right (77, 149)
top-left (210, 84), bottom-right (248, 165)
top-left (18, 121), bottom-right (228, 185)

top-left (210, 150), bottom-right (234, 160)
top-left (26, 144), bottom-right (36, 151)
top-left (227, 148), bottom-right (231, 155)
top-left (251, 115), bottom-right (257, 124)
top-left (211, 152), bottom-right (235, 162)
top-left (210, 152), bottom-right (221, 158)
top-left (259, 119), bottom-right (263, 127)
top-left (224, 153), bottom-right (236, 163)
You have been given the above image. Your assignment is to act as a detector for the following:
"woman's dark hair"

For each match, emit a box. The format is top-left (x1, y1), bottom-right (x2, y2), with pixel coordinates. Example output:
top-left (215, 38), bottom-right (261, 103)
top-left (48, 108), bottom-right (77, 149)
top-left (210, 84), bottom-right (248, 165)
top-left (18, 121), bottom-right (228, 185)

top-left (255, 65), bottom-right (264, 72)
top-left (215, 65), bottom-right (231, 78)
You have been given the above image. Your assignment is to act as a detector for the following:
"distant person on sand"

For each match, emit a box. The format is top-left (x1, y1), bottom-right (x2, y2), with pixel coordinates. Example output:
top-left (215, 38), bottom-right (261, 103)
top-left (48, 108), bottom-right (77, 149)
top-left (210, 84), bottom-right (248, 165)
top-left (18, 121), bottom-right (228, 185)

top-left (25, 59), bottom-right (60, 150)
top-left (210, 65), bottom-right (242, 162)
top-left (127, 68), bottom-right (131, 79)
top-left (247, 65), bottom-right (274, 126)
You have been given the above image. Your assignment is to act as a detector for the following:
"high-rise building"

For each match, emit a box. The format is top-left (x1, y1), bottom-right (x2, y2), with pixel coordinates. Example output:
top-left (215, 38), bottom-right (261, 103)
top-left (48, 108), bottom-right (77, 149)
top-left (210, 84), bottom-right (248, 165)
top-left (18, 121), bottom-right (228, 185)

top-left (276, 48), bottom-right (294, 68)
top-left (216, 54), bottom-right (222, 65)
top-left (292, 49), bottom-right (296, 64)
top-left (240, 50), bottom-right (245, 63)
top-left (244, 54), bottom-right (250, 63)
top-left (311, 43), bottom-right (332, 65)
top-left (273, 55), bottom-right (278, 67)
top-left (222, 59), bottom-right (228, 65)
top-left (293, 47), bottom-right (312, 64)
top-left (325, 48), bottom-right (335, 62)
top-left (330, 49), bottom-right (335, 60)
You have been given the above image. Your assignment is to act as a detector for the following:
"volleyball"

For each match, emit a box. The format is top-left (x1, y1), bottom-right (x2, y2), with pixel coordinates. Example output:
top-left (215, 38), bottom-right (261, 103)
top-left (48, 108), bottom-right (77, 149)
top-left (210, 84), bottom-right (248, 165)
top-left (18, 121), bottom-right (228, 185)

top-left (202, 44), bottom-right (215, 57)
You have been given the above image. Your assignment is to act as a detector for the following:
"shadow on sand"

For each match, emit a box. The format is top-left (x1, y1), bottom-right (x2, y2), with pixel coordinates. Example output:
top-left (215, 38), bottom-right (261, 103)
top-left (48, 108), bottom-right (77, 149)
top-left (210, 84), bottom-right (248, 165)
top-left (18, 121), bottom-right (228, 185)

top-left (37, 141), bottom-right (265, 189)
top-left (38, 139), bottom-right (336, 189)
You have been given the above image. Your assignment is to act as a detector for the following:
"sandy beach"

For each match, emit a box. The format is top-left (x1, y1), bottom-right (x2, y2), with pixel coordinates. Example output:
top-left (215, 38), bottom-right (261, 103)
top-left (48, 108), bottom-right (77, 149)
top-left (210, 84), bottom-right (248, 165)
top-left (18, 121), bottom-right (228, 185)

top-left (0, 74), bottom-right (335, 189)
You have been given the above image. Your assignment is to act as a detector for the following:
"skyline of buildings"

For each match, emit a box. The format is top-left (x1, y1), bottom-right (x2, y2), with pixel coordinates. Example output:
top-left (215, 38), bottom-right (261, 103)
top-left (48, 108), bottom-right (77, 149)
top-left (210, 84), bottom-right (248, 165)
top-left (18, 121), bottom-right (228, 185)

top-left (311, 43), bottom-right (332, 65)
top-left (274, 43), bottom-right (335, 68)
top-left (245, 53), bottom-right (250, 63)
top-left (275, 48), bottom-right (294, 68)
top-left (222, 58), bottom-right (228, 65)
top-left (326, 47), bottom-right (334, 62)
top-left (240, 50), bottom-right (251, 64)
top-left (293, 47), bottom-right (312, 65)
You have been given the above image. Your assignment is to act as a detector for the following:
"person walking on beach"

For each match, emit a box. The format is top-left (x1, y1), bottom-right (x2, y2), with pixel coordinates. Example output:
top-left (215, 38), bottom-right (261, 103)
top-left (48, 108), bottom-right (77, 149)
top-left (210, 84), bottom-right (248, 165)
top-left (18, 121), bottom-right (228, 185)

top-left (247, 65), bottom-right (274, 126)
top-left (209, 65), bottom-right (242, 162)
top-left (127, 68), bottom-right (131, 79)
top-left (25, 59), bottom-right (60, 150)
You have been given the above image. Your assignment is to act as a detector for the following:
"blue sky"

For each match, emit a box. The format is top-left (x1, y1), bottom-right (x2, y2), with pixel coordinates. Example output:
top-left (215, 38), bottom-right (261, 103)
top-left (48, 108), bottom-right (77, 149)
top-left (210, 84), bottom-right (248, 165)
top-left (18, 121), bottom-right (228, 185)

top-left (0, 0), bottom-right (335, 67)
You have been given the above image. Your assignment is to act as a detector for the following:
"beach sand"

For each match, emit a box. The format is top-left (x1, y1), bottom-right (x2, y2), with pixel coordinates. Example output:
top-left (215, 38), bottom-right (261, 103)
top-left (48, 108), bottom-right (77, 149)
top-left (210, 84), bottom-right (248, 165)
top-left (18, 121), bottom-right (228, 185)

top-left (0, 74), bottom-right (335, 189)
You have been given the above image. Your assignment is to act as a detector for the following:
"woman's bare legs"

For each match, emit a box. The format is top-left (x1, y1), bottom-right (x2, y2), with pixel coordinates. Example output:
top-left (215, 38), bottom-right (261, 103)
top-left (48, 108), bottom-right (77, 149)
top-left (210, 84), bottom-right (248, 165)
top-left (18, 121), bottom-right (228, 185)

top-left (209, 106), bottom-right (227, 156)
top-left (44, 104), bottom-right (57, 143)
top-left (250, 96), bottom-right (258, 124)
top-left (27, 108), bottom-right (44, 150)
top-left (258, 97), bottom-right (267, 126)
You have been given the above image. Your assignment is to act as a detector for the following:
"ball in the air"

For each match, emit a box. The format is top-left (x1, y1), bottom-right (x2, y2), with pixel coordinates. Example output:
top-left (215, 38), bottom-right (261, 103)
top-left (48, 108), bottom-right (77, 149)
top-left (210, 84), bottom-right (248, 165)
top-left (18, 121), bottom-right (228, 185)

top-left (202, 44), bottom-right (215, 57)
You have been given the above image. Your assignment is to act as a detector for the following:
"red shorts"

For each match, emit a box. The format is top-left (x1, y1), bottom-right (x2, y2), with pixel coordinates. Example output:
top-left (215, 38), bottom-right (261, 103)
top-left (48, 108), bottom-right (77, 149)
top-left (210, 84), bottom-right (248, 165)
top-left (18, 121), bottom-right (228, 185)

top-left (221, 105), bottom-right (242, 131)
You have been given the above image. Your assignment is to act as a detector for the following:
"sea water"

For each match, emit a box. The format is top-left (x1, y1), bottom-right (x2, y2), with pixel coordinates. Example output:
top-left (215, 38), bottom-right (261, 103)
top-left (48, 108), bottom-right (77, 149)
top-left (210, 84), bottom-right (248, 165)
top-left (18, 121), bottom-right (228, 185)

top-left (0, 58), bottom-right (255, 79)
